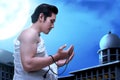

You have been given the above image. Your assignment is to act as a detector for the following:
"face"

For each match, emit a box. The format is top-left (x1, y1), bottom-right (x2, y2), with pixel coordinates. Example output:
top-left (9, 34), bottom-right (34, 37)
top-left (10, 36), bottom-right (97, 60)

top-left (41, 13), bottom-right (56, 34)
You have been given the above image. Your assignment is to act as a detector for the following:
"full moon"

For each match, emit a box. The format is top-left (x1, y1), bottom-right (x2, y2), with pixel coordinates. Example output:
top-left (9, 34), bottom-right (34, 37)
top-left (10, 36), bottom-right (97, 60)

top-left (0, 0), bottom-right (30, 40)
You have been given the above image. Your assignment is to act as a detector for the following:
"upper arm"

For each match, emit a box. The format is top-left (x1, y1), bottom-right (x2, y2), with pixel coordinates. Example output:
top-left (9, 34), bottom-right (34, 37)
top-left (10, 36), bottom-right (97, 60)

top-left (19, 31), bottom-right (38, 69)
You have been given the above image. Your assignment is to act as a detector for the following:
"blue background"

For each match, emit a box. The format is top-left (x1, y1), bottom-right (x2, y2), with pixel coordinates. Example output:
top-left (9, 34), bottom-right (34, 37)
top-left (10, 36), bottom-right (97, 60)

top-left (0, 0), bottom-right (120, 77)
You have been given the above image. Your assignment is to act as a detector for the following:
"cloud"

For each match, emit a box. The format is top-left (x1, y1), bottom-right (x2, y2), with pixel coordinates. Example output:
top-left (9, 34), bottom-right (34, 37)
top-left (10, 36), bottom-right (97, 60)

top-left (54, 0), bottom-right (120, 76)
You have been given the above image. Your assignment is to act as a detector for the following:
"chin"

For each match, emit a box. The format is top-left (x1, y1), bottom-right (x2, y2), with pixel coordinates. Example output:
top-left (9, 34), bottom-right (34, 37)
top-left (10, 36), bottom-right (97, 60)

top-left (44, 32), bottom-right (49, 34)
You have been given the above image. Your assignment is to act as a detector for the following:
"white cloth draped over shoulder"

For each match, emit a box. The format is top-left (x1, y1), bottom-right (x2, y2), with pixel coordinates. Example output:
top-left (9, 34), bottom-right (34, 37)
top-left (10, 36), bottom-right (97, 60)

top-left (13, 37), bottom-right (58, 80)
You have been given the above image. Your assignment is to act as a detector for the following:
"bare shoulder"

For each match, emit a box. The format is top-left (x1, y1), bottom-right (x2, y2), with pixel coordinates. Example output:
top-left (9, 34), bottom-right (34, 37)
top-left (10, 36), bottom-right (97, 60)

top-left (18, 28), bottom-right (38, 43)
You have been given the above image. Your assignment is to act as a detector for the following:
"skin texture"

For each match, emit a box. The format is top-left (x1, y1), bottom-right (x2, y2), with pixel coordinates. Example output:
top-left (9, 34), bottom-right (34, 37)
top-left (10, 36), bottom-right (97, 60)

top-left (18, 12), bottom-right (74, 72)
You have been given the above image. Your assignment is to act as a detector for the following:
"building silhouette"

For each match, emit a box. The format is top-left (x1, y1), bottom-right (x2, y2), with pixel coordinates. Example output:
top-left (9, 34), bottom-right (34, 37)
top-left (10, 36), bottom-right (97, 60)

top-left (0, 49), bottom-right (14, 80)
top-left (58, 32), bottom-right (120, 80)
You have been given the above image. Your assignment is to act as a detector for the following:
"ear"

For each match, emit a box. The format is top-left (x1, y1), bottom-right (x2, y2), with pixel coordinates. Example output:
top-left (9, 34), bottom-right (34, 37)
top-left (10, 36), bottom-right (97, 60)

top-left (38, 13), bottom-right (44, 22)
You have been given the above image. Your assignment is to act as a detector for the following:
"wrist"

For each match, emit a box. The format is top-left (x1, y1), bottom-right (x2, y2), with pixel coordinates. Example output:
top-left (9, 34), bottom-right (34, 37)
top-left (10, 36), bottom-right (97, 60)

top-left (53, 54), bottom-right (59, 62)
top-left (49, 55), bottom-right (59, 67)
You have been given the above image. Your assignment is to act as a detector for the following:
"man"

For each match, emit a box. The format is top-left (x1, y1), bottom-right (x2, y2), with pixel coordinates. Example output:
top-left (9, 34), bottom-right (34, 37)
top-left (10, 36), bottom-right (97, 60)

top-left (13, 3), bottom-right (74, 80)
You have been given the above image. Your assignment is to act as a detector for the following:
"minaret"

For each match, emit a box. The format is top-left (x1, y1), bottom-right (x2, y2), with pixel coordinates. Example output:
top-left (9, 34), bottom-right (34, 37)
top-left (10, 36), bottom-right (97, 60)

top-left (98, 31), bottom-right (120, 64)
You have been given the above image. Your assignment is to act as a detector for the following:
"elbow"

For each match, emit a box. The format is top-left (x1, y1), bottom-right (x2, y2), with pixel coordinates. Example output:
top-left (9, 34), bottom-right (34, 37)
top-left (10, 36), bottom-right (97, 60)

top-left (23, 66), bottom-right (32, 72)
top-left (22, 61), bottom-right (34, 72)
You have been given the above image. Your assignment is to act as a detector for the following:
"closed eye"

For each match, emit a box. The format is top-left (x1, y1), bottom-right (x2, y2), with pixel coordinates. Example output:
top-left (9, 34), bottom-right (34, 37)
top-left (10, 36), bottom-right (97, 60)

top-left (50, 19), bottom-right (55, 24)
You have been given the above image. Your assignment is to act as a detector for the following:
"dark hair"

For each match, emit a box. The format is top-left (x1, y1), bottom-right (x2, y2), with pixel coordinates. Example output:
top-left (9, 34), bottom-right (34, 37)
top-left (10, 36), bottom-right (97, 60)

top-left (31, 3), bottom-right (58, 23)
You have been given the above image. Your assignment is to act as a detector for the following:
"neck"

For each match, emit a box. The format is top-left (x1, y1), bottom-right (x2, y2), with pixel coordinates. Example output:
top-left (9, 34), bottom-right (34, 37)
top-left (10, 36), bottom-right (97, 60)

top-left (31, 22), bottom-right (41, 34)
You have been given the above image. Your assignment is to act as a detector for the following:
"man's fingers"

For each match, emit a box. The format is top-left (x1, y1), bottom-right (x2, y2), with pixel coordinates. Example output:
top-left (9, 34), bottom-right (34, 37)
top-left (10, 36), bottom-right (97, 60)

top-left (59, 44), bottom-right (67, 50)
top-left (69, 51), bottom-right (74, 61)
top-left (66, 52), bottom-right (74, 64)
top-left (68, 45), bottom-right (74, 56)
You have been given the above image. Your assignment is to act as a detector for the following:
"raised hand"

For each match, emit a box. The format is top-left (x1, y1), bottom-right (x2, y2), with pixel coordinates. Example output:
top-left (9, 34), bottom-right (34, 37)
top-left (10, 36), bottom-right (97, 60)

top-left (56, 44), bottom-right (74, 67)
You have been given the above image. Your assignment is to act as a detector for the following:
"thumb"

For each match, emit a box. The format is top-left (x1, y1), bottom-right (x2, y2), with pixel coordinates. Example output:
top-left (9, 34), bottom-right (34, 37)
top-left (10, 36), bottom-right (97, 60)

top-left (59, 44), bottom-right (67, 50)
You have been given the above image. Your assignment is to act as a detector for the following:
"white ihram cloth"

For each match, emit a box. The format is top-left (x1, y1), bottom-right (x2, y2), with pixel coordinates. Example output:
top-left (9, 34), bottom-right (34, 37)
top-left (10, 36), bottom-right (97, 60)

top-left (13, 37), bottom-right (58, 80)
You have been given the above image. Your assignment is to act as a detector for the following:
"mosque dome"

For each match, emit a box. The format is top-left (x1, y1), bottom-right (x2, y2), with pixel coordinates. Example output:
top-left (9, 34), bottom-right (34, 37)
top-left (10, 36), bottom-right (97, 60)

top-left (99, 32), bottom-right (120, 50)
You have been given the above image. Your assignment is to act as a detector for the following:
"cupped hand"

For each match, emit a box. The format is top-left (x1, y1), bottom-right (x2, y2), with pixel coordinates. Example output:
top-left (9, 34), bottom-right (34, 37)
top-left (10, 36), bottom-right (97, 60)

top-left (56, 44), bottom-right (74, 67)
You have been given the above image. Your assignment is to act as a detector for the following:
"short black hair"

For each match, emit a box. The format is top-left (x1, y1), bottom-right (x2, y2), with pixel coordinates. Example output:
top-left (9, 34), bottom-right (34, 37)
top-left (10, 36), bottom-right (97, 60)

top-left (31, 3), bottom-right (58, 23)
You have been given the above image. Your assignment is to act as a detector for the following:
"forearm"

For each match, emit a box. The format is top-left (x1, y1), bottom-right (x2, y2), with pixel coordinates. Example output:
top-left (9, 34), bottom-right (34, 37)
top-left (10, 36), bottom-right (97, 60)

top-left (22, 54), bottom-right (59, 72)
